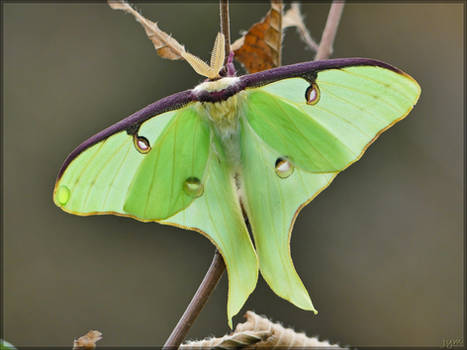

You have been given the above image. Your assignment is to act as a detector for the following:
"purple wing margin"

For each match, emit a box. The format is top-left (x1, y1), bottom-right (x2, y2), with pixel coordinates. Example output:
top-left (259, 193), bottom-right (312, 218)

top-left (57, 89), bottom-right (195, 179)
top-left (240, 57), bottom-right (403, 88)
top-left (57, 58), bottom-right (403, 179)
top-left (196, 58), bottom-right (404, 103)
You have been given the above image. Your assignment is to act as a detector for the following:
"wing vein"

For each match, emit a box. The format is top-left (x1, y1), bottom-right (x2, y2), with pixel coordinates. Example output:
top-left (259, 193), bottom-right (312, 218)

top-left (319, 80), bottom-right (403, 113)
top-left (73, 139), bottom-right (107, 187)
top-left (143, 125), bottom-right (166, 217)
top-left (169, 113), bottom-right (179, 215)
top-left (102, 140), bottom-right (133, 208)
top-left (82, 138), bottom-right (128, 208)
top-left (340, 68), bottom-right (414, 103)
top-left (249, 97), bottom-right (335, 169)
top-left (319, 86), bottom-right (389, 123)
top-left (310, 104), bottom-right (373, 138)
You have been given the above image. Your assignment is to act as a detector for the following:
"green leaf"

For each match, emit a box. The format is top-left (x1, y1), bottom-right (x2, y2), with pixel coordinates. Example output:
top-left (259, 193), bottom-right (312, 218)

top-left (0, 340), bottom-right (17, 350)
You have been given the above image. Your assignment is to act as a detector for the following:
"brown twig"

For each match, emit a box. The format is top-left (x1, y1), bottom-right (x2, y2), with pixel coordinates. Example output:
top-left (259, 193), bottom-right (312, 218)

top-left (162, 250), bottom-right (226, 349)
top-left (314, 1), bottom-right (345, 60)
top-left (163, 3), bottom-right (232, 348)
top-left (282, 3), bottom-right (319, 52)
top-left (163, 2), bottom-right (346, 348)
top-left (220, 0), bottom-right (231, 63)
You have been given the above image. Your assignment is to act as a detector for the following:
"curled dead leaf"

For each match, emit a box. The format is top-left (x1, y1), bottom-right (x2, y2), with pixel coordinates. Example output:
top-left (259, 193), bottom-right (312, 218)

top-left (108, 1), bottom-right (225, 79)
top-left (234, 311), bottom-right (347, 348)
top-left (232, 1), bottom-right (283, 73)
top-left (107, 0), bottom-right (185, 60)
top-left (182, 311), bottom-right (347, 349)
top-left (72, 330), bottom-right (102, 350)
top-left (181, 330), bottom-right (271, 349)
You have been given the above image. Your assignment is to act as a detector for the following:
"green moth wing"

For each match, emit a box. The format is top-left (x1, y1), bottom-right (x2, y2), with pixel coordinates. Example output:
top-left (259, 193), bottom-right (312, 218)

top-left (54, 94), bottom-right (258, 327)
top-left (163, 133), bottom-right (258, 326)
top-left (123, 107), bottom-right (211, 220)
top-left (240, 116), bottom-right (335, 312)
top-left (239, 64), bottom-right (420, 311)
top-left (54, 58), bottom-right (420, 325)
top-left (244, 65), bottom-right (420, 173)
top-left (55, 106), bottom-right (209, 219)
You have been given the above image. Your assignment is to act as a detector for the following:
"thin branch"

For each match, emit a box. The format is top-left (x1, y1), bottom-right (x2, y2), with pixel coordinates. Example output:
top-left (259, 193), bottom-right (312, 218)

top-left (314, 1), bottom-right (345, 60)
top-left (163, 3), bottom-right (231, 348)
top-left (220, 0), bottom-right (231, 62)
top-left (162, 3), bottom-right (346, 349)
top-left (282, 3), bottom-right (319, 52)
top-left (162, 250), bottom-right (226, 349)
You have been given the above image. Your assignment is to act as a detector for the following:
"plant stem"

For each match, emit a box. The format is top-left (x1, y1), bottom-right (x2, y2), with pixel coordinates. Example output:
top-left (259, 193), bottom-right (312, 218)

top-left (162, 250), bottom-right (226, 349)
top-left (162, 2), bottom-right (346, 348)
top-left (163, 3), bottom-right (232, 348)
top-left (220, 0), bottom-right (231, 62)
top-left (273, 0), bottom-right (283, 67)
top-left (314, 1), bottom-right (345, 60)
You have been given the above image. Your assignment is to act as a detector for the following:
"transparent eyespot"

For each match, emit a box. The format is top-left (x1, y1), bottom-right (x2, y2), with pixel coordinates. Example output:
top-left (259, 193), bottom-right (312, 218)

top-left (56, 185), bottom-right (70, 205)
top-left (275, 157), bottom-right (294, 178)
top-left (305, 83), bottom-right (320, 105)
top-left (134, 135), bottom-right (151, 154)
top-left (183, 177), bottom-right (204, 198)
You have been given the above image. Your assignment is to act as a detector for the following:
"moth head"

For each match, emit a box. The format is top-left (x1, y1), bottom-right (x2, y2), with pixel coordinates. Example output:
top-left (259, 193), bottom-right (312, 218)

top-left (182, 33), bottom-right (226, 80)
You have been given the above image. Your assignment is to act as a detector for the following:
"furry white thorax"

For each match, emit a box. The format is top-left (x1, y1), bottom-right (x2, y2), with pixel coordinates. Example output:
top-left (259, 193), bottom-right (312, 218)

top-left (193, 77), bottom-right (240, 93)
top-left (194, 77), bottom-right (245, 174)
top-left (194, 77), bottom-right (245, 138)
top-left (202, 93), bottom-right (246, 137)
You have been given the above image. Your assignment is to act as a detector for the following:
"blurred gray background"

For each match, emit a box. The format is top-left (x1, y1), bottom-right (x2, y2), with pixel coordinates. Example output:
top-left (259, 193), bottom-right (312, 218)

top-left (3, 2), bottom-right (464, 347)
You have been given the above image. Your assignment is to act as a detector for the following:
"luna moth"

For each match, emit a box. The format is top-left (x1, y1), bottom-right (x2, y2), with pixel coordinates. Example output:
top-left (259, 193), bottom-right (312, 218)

top-left (53, 32), bottom-right (420, 327)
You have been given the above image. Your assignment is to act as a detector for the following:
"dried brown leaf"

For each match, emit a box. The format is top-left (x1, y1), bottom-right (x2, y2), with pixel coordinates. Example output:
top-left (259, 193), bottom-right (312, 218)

top-left (107, 0), bottom-right (185, 60)
top-left (72, 330), bottom-right (102, 350)
top-left (182, 311), bottom-right (347, 349)
top-left (230, 36), bottom-right (244, 51)
top-left (233, 1), bottom-right (283, 73)
top-left (181, 330), bottom-right (271, 349)
top-left (108, 1), bottom-right (225, 79)
top-left (234, 311), bottom-right (347, 348)
top-left (283, 3), bottom-right (319, 52)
